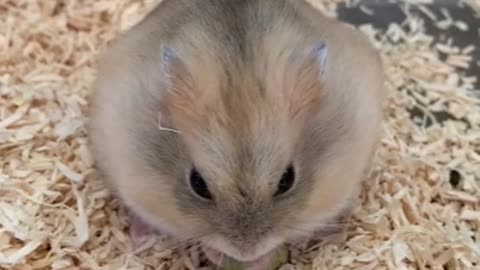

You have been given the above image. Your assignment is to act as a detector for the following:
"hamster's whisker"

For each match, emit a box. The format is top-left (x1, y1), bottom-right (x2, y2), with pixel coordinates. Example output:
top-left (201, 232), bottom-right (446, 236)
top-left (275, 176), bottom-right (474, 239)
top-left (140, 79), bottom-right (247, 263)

top-left (157, 112), bottom-right (182, 133)
top-left (321, 221), bottom-right (355, 227)
top-left (284, 225), bottom-right (314, 234)
top-left (158, 125), bottom-right (182, 133)
top-left (284, 222), bottom-right (352, 234)
top-left (156, 232), bottom-right (214, 252)
top-left (292, 217), bottom-right (356, 227)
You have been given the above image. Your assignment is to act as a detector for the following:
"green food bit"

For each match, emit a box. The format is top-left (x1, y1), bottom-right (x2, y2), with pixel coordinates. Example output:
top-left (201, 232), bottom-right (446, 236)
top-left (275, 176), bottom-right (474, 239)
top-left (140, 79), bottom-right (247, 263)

top-left (219, 246), bottom-right (288, 270)
top-left (220, 258), bottom-right (247, 270)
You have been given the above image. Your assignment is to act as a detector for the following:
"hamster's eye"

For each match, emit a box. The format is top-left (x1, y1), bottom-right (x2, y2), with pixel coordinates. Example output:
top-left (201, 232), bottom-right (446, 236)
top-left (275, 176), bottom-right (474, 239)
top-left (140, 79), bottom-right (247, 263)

top-left (275, 165), bottom-right (295, 197)
top-left (189, 168), bottom-right (213, 200)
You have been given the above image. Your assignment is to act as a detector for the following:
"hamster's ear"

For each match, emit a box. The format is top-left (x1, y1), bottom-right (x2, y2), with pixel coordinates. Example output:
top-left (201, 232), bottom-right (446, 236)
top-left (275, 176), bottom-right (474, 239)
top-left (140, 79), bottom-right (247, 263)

top-left (283, 42), bottom-right (329, 119)
top-left (160, 45), bottom-right (176, 79)
top-left (158, 45), bottom-right (195, 109)
top-left (311, 42), bottom-right (328, 76)
top-left (158, 45), bottom-right (208, 131)
top-left (297, 41), bottom-right (328, 83)
top-left (159, 45), bottom-right (188, 91)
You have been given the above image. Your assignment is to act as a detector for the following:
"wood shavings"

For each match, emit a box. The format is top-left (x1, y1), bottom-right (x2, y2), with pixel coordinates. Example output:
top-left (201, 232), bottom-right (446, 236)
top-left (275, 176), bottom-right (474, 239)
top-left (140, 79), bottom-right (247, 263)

top-left (459, 209), bottom-right (480, 221)
top-left (310, 0), bottom-right (480, 269)
top-left (1, 0), bottom-right (479, 269)
top-left (0, 240), bottom-right (43, 265)
top-left (56, 162), bottom-right (84, 183)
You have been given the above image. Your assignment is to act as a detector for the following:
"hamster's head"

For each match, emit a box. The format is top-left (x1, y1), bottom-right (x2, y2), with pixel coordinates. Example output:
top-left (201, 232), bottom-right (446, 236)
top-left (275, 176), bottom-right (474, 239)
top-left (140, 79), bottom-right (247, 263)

top-left (117, 41), bottom-right (383, 262)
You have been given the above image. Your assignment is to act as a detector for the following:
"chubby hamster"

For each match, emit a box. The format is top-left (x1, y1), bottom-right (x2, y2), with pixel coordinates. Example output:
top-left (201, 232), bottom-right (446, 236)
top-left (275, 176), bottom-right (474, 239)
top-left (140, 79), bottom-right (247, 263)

top-left (88, 0), bottom-right (384, 267)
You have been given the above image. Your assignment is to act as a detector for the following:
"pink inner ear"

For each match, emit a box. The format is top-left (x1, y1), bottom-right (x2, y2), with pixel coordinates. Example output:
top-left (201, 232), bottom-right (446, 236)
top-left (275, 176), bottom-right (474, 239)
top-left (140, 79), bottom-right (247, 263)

top-left (273, 45), bottom-right (327, 122)
top-left (283, 66), bottom-right (323, 121)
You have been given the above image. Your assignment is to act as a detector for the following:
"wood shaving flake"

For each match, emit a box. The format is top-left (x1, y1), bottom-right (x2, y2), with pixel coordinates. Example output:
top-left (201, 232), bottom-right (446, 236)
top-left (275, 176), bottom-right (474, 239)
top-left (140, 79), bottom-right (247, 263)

top-left (0, 240), bottom-right (43, 265)
top-left (359, 5), bottom-right (375, 15)
top-left (56, 162), bottom-right (84, 183)
top-left (454, 20), bottom-right (469, 31)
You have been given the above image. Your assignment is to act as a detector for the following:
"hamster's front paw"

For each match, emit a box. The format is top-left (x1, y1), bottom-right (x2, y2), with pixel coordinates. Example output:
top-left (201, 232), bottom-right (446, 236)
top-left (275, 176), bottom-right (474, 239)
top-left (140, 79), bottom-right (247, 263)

top-left (202, 246), bottom-right (225, 266)
top-left (128, 213), bottom-right (157, 247)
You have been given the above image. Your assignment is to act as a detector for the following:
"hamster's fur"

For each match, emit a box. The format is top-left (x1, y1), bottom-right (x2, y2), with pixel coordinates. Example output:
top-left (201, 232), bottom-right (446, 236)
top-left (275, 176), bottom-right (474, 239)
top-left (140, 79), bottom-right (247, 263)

top-left (89, 0), bottom-right (384, 263)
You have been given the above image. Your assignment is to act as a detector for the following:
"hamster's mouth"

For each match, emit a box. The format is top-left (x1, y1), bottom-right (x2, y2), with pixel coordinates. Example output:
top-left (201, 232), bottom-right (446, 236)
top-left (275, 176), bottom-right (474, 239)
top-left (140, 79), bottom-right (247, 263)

top-left (202, 246), bottom-right (277, 270)
top-left (127, 214), bottom-right (278, 269)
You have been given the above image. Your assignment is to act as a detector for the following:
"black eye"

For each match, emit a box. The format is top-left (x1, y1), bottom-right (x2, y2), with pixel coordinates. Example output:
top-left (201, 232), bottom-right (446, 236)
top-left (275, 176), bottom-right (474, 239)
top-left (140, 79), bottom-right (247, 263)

top-left (189, 168), bottom-right (213, 200)
top-left (275, 165), bottom-right (295, 197)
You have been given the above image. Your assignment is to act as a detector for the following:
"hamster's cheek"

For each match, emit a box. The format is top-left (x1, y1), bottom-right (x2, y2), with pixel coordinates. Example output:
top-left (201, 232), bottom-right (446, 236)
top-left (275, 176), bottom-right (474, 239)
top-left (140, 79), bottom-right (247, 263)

top-left (292, 163), bottom-right (362, 239)
top-left (127, 209), bottom-right (208, 248)
top-left (115, 176), bottom-right (205, 238)
top-left (129, 199), bottom-right (203, 238)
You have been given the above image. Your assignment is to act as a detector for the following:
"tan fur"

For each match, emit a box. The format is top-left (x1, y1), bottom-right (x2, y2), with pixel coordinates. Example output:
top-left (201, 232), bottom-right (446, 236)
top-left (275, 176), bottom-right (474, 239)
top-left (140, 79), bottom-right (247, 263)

top-left (88, 0), bottom-right (384, 262)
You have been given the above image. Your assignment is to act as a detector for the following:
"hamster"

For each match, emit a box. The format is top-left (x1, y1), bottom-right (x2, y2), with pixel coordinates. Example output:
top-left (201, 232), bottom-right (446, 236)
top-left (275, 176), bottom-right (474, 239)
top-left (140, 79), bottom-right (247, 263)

top-left (88, 0), bottom-right (384, 266)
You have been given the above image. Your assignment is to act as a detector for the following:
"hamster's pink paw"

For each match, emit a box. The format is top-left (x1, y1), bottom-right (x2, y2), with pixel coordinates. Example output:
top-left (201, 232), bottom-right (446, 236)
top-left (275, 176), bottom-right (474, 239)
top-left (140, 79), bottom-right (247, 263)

top-left (128, 214), bottom-right (157, 247)
top-left (245, 255), bottom-right (272, 270)
top-left (202, 246), bottom-right (225, 266)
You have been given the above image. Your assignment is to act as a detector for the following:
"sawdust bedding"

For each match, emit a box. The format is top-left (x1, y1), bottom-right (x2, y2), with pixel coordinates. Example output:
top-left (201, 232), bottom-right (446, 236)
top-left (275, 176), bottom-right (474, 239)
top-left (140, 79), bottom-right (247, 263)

top-left (0, 0), bottom-right (479, 269)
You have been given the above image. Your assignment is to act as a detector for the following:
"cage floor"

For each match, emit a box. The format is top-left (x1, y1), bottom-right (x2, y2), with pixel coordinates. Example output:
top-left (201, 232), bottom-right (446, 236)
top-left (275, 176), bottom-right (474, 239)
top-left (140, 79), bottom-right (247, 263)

top-left (0, 0), bottom-right (479, 269)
